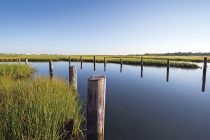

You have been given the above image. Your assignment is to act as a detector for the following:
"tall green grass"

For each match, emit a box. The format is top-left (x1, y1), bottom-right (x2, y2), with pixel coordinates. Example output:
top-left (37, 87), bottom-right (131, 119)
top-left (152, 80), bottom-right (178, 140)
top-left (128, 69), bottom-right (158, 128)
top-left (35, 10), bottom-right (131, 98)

top-left (0, 64), bottom-right (35, 78)
top-left (0, 77), bottom-right (84, 140)
top-left (0, 54), bottom-right (203, 69)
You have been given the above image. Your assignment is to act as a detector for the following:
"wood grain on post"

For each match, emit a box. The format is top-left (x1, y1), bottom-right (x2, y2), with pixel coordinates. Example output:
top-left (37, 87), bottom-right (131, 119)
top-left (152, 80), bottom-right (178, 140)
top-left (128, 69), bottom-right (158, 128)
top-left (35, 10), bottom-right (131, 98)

top-left (202, 57), bottom-right (207, 92)
top-left (87, 76), bottom-right (106, 140)
top-left (69, 66), bottom-right (77, 90)
top-left (49, 60), bottom-right (53, 79)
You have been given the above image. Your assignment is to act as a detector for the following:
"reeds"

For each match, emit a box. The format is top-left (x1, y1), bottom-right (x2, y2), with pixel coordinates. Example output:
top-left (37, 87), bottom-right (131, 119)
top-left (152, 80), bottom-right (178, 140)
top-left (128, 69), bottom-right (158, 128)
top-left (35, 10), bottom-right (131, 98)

top-left (0, 77), bottom-right (84, 140)
top-left (0, 64), bottom-right (36, 78)
top-left (0, 54), bottom-right (203, 69)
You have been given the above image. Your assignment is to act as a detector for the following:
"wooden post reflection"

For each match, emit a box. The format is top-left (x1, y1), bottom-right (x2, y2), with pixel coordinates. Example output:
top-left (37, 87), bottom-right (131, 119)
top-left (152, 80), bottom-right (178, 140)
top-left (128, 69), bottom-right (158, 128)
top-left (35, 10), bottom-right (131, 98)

top-left (93, 56), bottom-right (96, 71)
top-left (202, 57), bottom-right (207, 92)
top-left (120, 58), bottom-right (122, 73)
top-left (166, 59), bottom-right (170, 82)
top-left (141, 57), bottom-right (143, 78)
top-left (104, 57), bottom-right (106, 71)
top-left (80, 56), bottom-right (83, 70)
top-left (141, 64), bottom-right (143, 78)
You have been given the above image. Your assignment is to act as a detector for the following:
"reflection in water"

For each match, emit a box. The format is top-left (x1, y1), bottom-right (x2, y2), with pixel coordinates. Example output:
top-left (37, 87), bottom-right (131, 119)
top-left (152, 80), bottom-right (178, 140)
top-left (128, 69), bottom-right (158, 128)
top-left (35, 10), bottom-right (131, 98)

top-left (120, 64), bottom-right (122, 73)
top-left (80, 56), bottom-right (83, 70)
top-left (104, 63), bottom-right (106, 71)
top-left (93, 56), bottom-right (96, 71)
top-left (81, 61), bottom-right (83, 70)
top-left (166, 67), bottom-right (169, 82)
top-left (202, 72), bottom-right (206, 92)
top-left (141, 65), bottom-right (143, 78)
top-left (94, 62), bottom-right (96, 71)
top-left (29, 62), bottom-right (210, 140)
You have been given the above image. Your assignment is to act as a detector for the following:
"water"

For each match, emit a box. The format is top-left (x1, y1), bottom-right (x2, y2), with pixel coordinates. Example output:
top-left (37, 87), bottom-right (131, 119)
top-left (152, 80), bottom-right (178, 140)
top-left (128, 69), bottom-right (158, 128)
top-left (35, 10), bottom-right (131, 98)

top-left (31, 62), bottom-right (210, 140)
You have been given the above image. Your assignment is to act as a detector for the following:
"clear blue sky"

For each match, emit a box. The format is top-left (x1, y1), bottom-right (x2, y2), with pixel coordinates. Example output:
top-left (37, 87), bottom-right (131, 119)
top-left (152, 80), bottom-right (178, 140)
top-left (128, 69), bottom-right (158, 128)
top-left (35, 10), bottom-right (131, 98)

top-left (0, 0), bottom-right (209, 55)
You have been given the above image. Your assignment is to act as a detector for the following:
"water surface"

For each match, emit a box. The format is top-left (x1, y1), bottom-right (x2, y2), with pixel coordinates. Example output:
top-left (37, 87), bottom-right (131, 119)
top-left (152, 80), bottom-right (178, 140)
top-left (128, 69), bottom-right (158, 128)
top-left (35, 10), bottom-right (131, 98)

top-left (30, 62), bottom-right (210, 140)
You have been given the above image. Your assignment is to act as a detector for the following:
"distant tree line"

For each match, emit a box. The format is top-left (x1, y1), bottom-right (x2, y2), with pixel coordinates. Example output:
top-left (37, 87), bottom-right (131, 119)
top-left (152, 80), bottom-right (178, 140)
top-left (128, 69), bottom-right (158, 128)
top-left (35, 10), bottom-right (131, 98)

top-left (143, 52), bottom-right (210, 56)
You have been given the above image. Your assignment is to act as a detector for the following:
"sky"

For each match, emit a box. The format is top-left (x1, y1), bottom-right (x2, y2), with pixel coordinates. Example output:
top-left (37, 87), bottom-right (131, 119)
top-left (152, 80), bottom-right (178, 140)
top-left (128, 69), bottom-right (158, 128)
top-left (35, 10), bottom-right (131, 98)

top-left (0, 0), bottom-right (209, 55)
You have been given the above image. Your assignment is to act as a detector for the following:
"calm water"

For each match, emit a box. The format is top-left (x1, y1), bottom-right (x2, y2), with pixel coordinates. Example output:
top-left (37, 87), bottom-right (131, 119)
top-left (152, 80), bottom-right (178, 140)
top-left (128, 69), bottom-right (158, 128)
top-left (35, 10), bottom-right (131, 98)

top-left (30, 62), bottom-right (210, 140)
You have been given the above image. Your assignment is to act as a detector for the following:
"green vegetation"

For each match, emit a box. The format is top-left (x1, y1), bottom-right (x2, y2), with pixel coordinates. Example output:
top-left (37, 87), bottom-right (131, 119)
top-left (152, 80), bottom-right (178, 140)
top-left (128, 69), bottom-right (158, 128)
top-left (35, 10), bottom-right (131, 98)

top-left (0, 64), bottom-right (85, 140)
top-left (0, 54), bottom-right (204, 69)
top-left (0, 64), bottom-right (36, 79)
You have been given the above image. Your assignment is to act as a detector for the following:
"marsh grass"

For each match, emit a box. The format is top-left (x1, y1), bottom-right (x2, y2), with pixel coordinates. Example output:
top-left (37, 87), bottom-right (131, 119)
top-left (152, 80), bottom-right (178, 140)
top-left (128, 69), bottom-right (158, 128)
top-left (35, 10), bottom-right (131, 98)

top-left (0, 64), bottom-right (36, 78)
top-left (0, 77), bottom-right (84, 140)
top-left (0, 54), bottom-right (203, 69)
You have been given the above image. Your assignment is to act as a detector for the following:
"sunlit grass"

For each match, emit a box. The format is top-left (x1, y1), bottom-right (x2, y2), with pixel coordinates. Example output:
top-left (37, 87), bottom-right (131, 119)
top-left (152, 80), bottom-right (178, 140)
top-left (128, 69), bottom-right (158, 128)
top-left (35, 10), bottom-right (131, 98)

top-left (0, 64), bottom-right (36, 78)
top-left (0, 77), bottom-right (84, 140)
top-left (0, 54), bottom-right (204, 69)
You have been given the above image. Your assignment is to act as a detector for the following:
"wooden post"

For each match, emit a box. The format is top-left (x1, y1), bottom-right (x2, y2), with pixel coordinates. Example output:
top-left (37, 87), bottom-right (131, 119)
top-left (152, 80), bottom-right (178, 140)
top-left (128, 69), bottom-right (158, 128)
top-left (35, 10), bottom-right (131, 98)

top-left (202, 57), bottom-right (207, 92)
top-left (87, 76), bottom-right (106, 140)
top-left (69, 66), bottom-right (77, 90)
top-left (49, 60), bottom-right (53, 79)
top-left (166, 59), bottom-right (170, 82)
top-left (18, 59), bottom-right (21, 65)
top-left (80, 56), bottom-right (83, 70)
top-left (141, 57), bottom-right (144, 66)
top-left (69, 56), bottom-right (71, 67)
top-left (25, 58), bottom-right (28, 65)
top-left (120, 57), bottom-right (122, 65)
top-left (93, 56), bottom-right (96, 71)
top-left (104, 57), bottom-right (106, 72)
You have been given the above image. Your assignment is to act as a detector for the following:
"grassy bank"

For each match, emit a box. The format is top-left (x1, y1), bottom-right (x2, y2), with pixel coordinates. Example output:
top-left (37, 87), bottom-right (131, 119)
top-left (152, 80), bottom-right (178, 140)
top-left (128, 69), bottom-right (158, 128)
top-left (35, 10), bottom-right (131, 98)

top-left (0, 64), bottom-right (36, 79)
top-left (0, 54), bottom-right (204, 69)
top-left (0, 77), bottom-right (84, 140)
top-left (0, 64), bottom-right (85, 140)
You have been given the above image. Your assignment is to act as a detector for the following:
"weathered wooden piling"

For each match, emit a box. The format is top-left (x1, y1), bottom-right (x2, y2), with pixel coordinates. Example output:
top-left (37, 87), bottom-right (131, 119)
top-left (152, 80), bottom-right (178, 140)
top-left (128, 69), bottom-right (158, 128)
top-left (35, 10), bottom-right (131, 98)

top-left (202, 57), bottom-right (207, 92)
top-left (104, 57), bottom-right (106, 71)
top-left (49, 60), bottom-right (54, 79)
top-left (87, 75), bottom-right (106, 140)
top-left (93, 56), bottom-right (96, 71)
top-left (141, 57), bottom-right (144, 66)
top-left (80, 56), bottom-right (83, 70)
top-left (69, 56), bottom-right (71, 67)
top-left (69, 66), bottom-right (77, 90)
top-left (18, 59), bottom-right (21, 65)
top-left (166, 59), bottom-right (170, 82)
top-left (120, 57), bottom-right (123, 65)
top-left (25, 58), bottom-right (28, 65)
